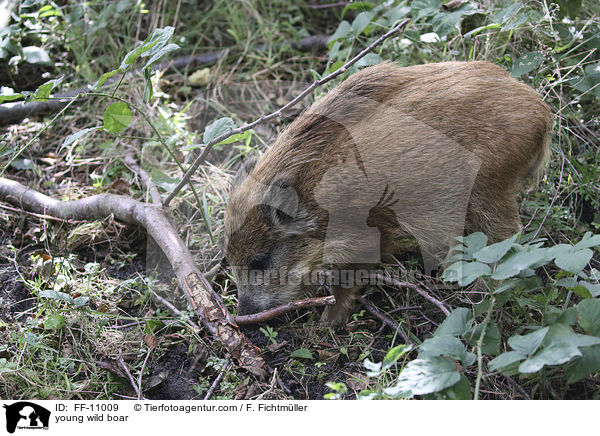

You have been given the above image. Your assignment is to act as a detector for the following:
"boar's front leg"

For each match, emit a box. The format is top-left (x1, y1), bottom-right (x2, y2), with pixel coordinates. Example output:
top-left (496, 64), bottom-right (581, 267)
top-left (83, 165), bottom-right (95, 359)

top-left (321, 285), bottom-right (360, 326)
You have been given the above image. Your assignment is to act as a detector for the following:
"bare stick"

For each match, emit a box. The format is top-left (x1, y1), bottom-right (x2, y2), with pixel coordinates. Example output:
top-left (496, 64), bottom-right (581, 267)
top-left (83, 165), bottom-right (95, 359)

top-left (0, 176), bottom-right (266, 377)
top-left (356, 294), bottom-right (411, 344)
top-left (124, 154), bottom-right (162, 205)
top-left (234, 295), bottom-right (336, 325)
top-left (372, 273), bottom-right (451, 316)
top-left (119, 350), bottom-right (143, 399)
top-left (203, 357), bottom-right (231, 400)
top-left (137, 348), bottom-right (152, 400)
top-left (163, 19), bottom-right (410, 207)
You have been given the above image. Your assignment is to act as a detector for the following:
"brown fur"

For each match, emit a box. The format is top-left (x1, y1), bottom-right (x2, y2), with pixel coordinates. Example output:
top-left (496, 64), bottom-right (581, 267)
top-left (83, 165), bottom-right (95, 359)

top-left (224, 61), bottom-right (552, 323)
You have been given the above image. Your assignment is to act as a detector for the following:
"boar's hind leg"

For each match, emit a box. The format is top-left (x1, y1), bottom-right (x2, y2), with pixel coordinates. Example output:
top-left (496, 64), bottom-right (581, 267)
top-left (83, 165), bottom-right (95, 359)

top-left (468, 193), bottom-right (522, 244)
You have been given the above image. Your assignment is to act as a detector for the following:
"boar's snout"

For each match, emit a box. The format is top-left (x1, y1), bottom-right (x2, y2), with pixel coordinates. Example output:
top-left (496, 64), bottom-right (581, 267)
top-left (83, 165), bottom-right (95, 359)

top-left (236, 286), bottom-right (275, 315)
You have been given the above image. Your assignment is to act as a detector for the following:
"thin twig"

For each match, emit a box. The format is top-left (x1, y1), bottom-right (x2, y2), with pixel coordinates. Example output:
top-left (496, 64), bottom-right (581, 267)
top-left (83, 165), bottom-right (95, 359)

top-left (356, 295), bottom-right (411, 344)
top-left (532, 149), bottom-right (565, 239)
top-left (119, 350), bottom-right (143, 399)
top-left (234, 295), bottom-right (336, 325)
top-left (137, 348), bottom-right (152, 400)
top-left (372, 273), bottom-right (451, 316)
top-left (124, 154), bottom-right (162, 205)
top-left (151, 291), bottom-right (200, 334)
top-left (203, 357), bottom-right (231, 400)
top-left (163, 19), bottom-right (410, 207)
top-left (474, 296), bottom-right (495, 400)
top-left (1, 94), bottom-right (81, 175)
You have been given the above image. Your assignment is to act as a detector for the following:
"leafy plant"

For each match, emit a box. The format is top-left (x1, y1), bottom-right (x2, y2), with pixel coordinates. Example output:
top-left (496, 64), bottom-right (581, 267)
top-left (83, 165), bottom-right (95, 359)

top-left (349, 232), bottom-right (600, 400)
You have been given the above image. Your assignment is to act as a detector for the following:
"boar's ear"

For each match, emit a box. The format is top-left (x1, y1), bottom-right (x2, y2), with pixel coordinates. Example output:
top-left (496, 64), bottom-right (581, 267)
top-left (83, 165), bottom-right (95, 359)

top-left (261, 175), bottom-right (315, 235)
top-left (232, 156), bottom-right (259, 189)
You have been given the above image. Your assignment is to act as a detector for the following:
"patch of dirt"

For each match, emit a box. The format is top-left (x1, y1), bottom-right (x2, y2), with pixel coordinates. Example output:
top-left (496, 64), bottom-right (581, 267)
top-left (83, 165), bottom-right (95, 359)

top-left (0, 269), bottom-right (33, 321)
top-left (145, 344), bottom-right (200, 400)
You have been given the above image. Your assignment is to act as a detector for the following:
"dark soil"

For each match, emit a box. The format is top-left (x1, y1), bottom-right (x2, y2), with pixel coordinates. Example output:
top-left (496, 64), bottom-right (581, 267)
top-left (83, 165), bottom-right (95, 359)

top-left (0, 269), bottom-right (33, 321)
top-left (144, 343), bottom-right (201, 400)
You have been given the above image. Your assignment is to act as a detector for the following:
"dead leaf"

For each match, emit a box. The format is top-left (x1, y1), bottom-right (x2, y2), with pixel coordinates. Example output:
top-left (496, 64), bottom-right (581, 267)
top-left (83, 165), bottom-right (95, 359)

top-left (108, 179), bottom-right (131, 195)
top-left (189, 68), bottom-right (210, 86)
top-left (143, 334), bottom-right (159, 349)
top-left (346, 373), bottom-right (369, 391)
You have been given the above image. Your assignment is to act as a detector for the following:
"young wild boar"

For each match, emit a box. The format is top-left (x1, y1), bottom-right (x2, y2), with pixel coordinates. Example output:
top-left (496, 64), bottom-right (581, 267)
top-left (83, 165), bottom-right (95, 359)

top-left (224, 61), bottom-right (551, 324)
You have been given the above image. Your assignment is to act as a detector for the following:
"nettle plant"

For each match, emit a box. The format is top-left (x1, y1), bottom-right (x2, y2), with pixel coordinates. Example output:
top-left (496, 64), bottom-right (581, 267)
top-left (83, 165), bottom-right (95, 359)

top-left (346, 232), bottom-right (600, 400)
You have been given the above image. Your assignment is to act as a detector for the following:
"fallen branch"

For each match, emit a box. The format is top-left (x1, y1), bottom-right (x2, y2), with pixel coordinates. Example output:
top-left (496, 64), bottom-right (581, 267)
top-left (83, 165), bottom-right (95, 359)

top-left (234, 295), bottom-right (336, 325)
top-left (0, 36), bottom-right (330, 126)
top-left (123, 154), bottom-right (161, 205)
top-left (203, 357), bottom-right (231, 400)
top-left (119, 350), bottom-right (144, 400)
top-left (372, 273), bottom-right (451, 316)
top-left (356, 294), bottom-right (411, 344)
top-left (0, 176), bottom-right (266, 377)
top-left (163, 19), bottom-right (410, 206)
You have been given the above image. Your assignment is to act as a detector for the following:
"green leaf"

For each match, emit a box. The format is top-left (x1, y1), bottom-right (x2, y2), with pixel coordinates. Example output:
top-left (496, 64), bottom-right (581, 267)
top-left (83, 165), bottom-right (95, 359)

top-left (488, 351), bottom-right (526, 373)
top-left (431, 3), bottom-right (480, 38)
top-left (554, 247), bottom-right (593, 274)
top-left (120, 26), bottom-right (175, 69)
top-left (341, 1), bottom-right (373, 18)
top-left (442, 261), bottom-right (491, 286)
top-left (143, 43), bottom-right (179, 70)
top-left (491, 248), bottom-right (546, 280)
top-left (351, 11), bottom-right (375, 36)
top-left (151, 169), bottom-right (180, 193)
top-left (390, 357), bottom-right (461, 397)
top-left (382, 344), bottom-right (412, 370)
top-left (44, 314), bottom-right (66, 330)
top-left (491, 2), bottom-right (523, 25)
top-left (22, 46), bottom-right (53, 65)
top-left (569, 62), bottom-right (600, 98)
top-left (10, 159), bottom-right (33, 170)
top-left (363, 358), bottom-right (383, 376)
top-left (143, 67), bottom-right (153, 102)
top-left (510, 51), bottom-right (544, 77)
top-left (38, 289), bottom-right (88, 306)
top-left (542, 323), bottom-right (574, 346)
top-left (565, 344), bottom-right (600, 383)
top-left (203, 117), bottom-right (235, 143)
top-left (507, 327), bottom-right (549, 355)
top-left (492, 277), bottom-right (539, 295)
top-left (411, 0), bottom-right (442, 21)
top-left (579, 282), bottom-right (600, 298)
top-left (291, 348), bottom-right (313, 360)
top-left (423, 373), bottom-right (471, 400)
top-left (62, 127), bottom-right (101, 148)
top-left (419, 335), bottom-right (475, 366)
top-left (434, 308), bottom-right (473, 337)
top-left (383, 5), bottom-right (411, 25)
top-left (103, 102), bottom-right (132, 134)
top-left (467, 323), bottom-right (501, 355)
top-left (33, 77), bottom-right (63, 100)
top-left (328, 20), bottom-right (352, 44)
top-left (0, 93), bottom-right (24, 104)
top-left (355, 53), bottom-right (383, 67)
top-left (574, 232), bottom-right (600, 250)
top-left (518, 342), bottom-right (582, 373)
top-left (555, 277), bottom-right (579, 288)
top-left (572, 285), bottom-right (594, 299)
top-left (555, 307), bottom-right (579, 326)
top-left (456, 232), bottom-right (488, 259)
top-left (473, 234), bottom-right (518, 264)
top-left (577, 299), bottom-right (600, 336)
top-left (93, 68), bottom-right (124, 90)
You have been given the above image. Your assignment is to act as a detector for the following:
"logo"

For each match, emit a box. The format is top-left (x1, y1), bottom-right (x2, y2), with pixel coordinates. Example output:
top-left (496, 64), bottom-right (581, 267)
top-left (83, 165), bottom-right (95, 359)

top-left (3, 402), bottom-right (50, 433)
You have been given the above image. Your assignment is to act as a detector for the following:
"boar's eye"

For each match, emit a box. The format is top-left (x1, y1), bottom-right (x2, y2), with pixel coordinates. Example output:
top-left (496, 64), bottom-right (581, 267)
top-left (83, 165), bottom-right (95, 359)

top-left (249, 253), bottom-right (271, 271)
